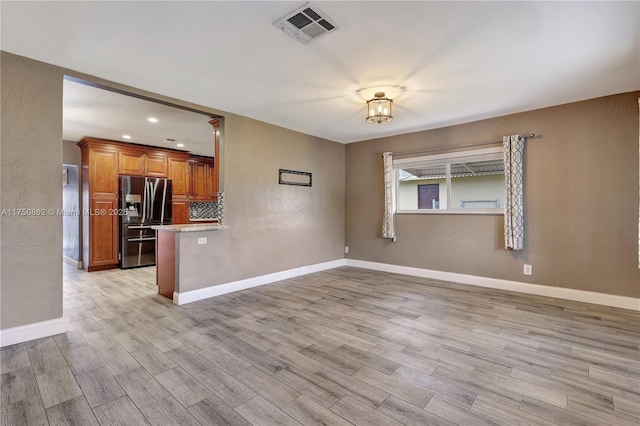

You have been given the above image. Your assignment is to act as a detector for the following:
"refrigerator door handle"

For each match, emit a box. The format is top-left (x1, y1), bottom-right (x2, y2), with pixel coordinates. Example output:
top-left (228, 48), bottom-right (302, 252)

top-left (127, 237), bottom-right (157, 242)
top-left (160, 179), bottom-right (167, 223)
top-left (141, 178), bottom-right (148, 221)
top-left (146, 179), bottom-right (152, 221)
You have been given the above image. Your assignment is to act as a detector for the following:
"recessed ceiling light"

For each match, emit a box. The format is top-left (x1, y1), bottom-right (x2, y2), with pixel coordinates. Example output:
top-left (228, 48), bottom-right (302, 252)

top-left (122, 135), bottom-right (132, 139)
top-left (176, 143), bottom-right (185, 147)
top-left (148, 117), bottom-right (158, 123)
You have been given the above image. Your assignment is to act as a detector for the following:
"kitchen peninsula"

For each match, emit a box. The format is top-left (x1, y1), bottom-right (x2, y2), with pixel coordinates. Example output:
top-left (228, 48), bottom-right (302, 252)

top-left (153, 222), bottom-right (228, 302)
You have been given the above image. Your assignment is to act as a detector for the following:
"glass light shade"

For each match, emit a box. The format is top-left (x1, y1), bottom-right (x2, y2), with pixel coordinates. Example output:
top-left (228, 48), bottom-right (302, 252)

top-left (366, 92), bottom-right (393, 124)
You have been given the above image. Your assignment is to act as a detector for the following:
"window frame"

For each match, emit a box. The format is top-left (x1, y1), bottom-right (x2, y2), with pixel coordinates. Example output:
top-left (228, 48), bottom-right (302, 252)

top-left (394, 146), bottom-right (505, 215)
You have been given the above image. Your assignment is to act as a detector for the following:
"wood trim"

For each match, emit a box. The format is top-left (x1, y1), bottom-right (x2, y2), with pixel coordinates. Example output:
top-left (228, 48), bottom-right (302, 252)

top-left (78, 137), bottom-right (191, 159)
top-left (157, 231), bottom-right (176, 300)
top-left (87, 263), bottom-right (119, 272)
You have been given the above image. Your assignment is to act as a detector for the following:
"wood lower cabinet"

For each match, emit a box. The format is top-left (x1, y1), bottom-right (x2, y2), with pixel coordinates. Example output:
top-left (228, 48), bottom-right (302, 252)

top-left (88, 198), bottom-right (119, 269)
top-left (172, 201), bottom-right (190, 225)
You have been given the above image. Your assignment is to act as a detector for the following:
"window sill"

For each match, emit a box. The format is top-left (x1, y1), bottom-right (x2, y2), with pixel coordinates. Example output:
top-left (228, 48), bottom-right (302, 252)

top-left (396, 209), bottom-right (503, 215)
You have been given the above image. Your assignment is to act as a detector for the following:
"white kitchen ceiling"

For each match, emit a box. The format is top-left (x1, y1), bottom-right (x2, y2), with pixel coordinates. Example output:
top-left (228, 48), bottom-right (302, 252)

top-left (2, 1), bottom-right (638, 144)
top-left (63, 79), bottom-right (216, 156)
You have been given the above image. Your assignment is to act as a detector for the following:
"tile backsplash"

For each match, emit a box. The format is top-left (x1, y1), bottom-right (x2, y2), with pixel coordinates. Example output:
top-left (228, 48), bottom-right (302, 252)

top-left (188, 193), bottom-right (224, 222)
top-left (189, 201), bottom-right (217, 220)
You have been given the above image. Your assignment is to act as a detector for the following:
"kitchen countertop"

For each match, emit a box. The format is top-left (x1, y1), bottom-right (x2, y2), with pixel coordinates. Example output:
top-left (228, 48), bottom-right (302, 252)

top-left (152, 223), bottom-right (228, 232)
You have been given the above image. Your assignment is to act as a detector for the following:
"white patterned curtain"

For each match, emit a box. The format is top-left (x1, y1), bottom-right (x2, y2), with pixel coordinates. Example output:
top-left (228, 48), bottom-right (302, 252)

top-left (503, 135), bottom-right (526, 250)
top-left (382, 152), bottom-right (396, 242)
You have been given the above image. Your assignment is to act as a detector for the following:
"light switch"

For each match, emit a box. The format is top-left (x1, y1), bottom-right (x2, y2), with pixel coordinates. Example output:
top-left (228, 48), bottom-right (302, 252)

top-left (197, 237), bottom-right (207, 245)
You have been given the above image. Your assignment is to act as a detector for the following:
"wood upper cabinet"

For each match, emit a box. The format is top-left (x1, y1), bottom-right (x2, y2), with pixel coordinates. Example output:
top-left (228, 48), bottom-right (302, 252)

top-left (146, 154), bottom-right (169, 177)
top-left (189, 156), bottom-right (215, 201)
top-left (118, 151), bottom-right (145, 176)
top-left (190, 160), bottom-right (208, 200)
top-left (207, 163), bottom-right (218, 200)
top-left (168, 156), bottom-right (190, 199)
top-left (118, 150), bottom-right (168, 177)
top-left (88, 147), bottom-right (119, 198)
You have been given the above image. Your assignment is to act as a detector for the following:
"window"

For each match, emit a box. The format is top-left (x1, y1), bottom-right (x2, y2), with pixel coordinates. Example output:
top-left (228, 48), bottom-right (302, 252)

top-left (394, 147), bottom-right (504, 214)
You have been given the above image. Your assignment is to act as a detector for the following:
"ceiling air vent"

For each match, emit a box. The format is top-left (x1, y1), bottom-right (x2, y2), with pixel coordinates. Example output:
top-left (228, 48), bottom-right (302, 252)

top-left (274, 3), bottom-right (339, 45)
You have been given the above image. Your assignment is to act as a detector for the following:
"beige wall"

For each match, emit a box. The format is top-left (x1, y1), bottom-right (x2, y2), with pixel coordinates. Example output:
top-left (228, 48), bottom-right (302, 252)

top-left (1, 52), bottom-right (64, 328)
top-left (62, 139), bottom-right (81, 166)
top-left (346, 92), bottom-right (640, 298)
top-left (176, 112), bottom-right (346, 292)
top-left (2, 49), bottom-right (636, 336)
top-left (1, 51), bottom-right (345, 330)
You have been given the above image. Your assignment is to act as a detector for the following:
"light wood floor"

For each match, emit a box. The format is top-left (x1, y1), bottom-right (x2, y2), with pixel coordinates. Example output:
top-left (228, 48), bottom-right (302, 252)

top-left (2, 264), bottom-right (639, 425)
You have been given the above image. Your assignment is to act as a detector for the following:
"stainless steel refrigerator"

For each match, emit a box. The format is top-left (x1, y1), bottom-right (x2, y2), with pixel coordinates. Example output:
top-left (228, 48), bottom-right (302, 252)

top-left (119, 176), bottom-right (172, 269)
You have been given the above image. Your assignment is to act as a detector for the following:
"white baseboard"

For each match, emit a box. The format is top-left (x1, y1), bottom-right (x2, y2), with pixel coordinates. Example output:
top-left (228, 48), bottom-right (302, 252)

top-left (63, 256), bottom-right (82, 269)
top-left (171, 256), bottom-right (639, 311)
top-left (345, 259), bottom-right (640, 311)
top-left (0, 317), bottom-right (67, 347)
top-left (173, 259), bottom-right (347, 305)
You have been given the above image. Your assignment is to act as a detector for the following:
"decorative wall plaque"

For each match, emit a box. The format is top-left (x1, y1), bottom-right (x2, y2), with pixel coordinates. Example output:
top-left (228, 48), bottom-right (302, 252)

top-left (279, 169), bottom-right (312, 187)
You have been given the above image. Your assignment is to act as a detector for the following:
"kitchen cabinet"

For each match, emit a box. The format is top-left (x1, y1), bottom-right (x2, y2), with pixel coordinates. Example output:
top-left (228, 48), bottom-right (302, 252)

top-left (88, 146), bottom-right (119, 198)
top-left (89, 198), bottom-right (119, 268)
top-left (190, 158), bottom-right (209, 200)
top-left (168, 156), bottom-right (190, 199)
top-left (145, 153), bottom-right (169, 177)
top-left (118, 150), bottom-right (168, 177)
top-left (79, 137), bottom-right (221, 270)
top-left (190, 156), bottom-right (216, 201)
top-left (207, 161), bottom-right (218, 199)
top-left (172, 201), bottom-right (190, 225)
top-left (79, 138), bottom-right (120, 271)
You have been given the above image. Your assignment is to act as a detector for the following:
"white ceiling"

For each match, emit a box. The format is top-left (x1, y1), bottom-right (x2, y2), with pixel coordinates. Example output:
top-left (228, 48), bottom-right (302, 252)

top-left (63, 79), bottom-right (216, 156)
top-left (2, 1), bottom-right (639, 144)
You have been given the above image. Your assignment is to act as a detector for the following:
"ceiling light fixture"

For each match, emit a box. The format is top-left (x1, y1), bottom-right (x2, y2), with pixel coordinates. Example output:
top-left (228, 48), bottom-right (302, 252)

top-left (122, 134), bottom-right (132, 139)
top-left (366, 92), bottom-right (393, 124)
top-left (176, 143), bottom-right (185, 148)
top-left (147, 117), bottom-right (158, 123)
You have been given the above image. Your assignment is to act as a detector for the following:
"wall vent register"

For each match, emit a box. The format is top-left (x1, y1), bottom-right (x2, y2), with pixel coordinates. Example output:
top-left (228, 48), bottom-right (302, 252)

top-left (274, 3), bottom-right (339, 45)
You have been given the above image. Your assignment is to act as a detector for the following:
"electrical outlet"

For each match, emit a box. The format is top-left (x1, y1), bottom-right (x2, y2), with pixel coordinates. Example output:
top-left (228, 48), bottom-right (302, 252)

top-left (344, 246), bottom-right (349, 254)
top-left (523, 264), bottom-right (532, 275)
top-left (197, 237), bottom-right (207, 245)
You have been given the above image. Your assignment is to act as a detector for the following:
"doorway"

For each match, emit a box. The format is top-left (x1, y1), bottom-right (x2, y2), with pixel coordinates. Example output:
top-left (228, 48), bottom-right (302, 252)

top-left (62, 164), bottom-right (82, 268)
top-left (418, 183), bottom-right (439, 209)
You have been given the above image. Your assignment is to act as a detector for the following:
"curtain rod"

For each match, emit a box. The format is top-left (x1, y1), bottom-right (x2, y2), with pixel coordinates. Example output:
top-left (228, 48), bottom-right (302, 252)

top-left (389, 133), bottom-right (537, 157)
